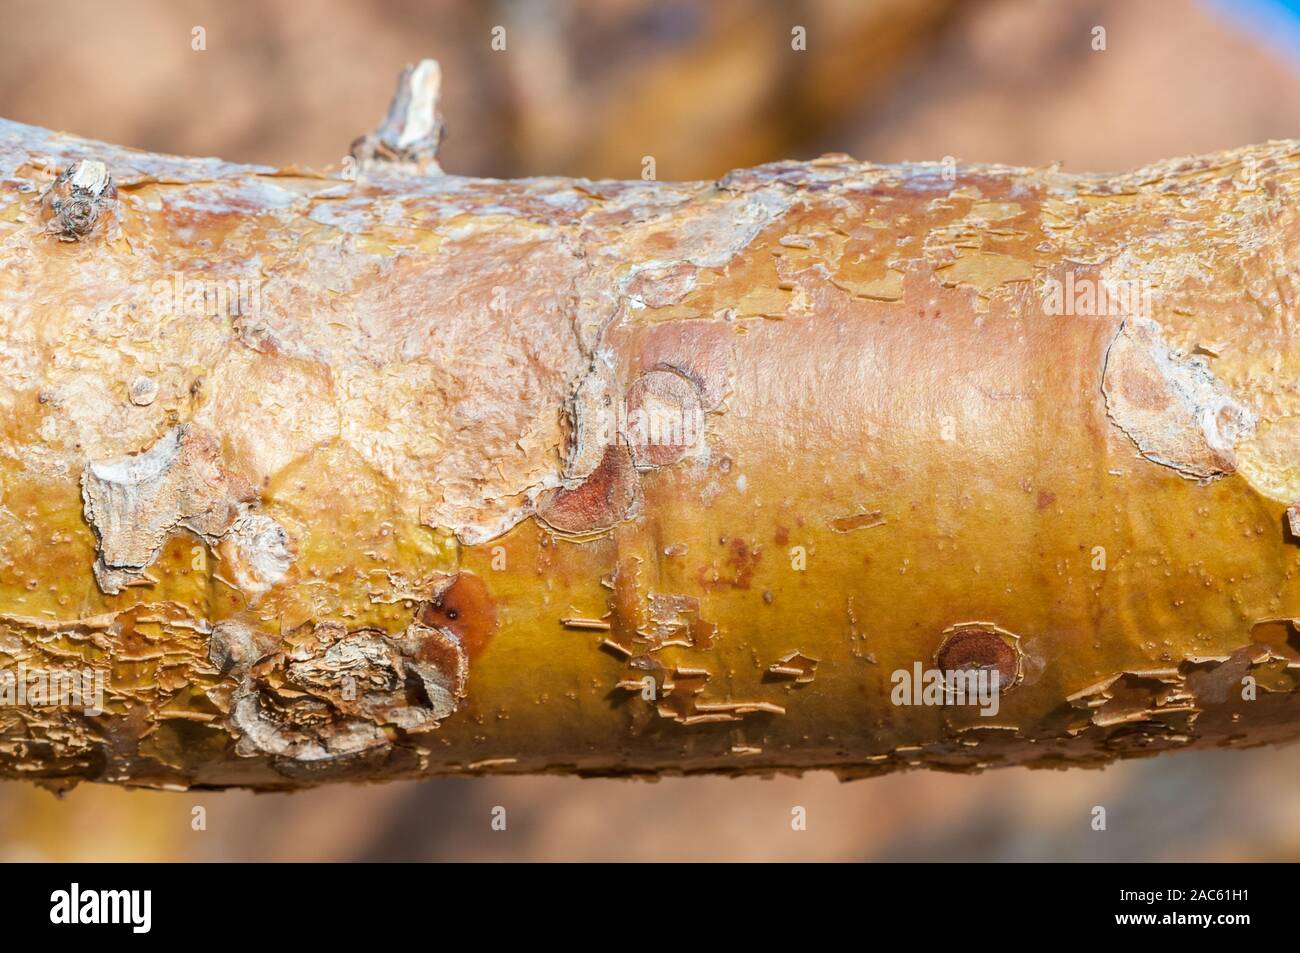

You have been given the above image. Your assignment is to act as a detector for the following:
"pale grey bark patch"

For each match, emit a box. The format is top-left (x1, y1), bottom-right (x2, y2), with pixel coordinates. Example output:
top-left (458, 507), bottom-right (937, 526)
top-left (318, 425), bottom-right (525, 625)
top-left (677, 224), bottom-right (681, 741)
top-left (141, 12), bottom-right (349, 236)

top-left (81, 425), bottom-right (255, 594)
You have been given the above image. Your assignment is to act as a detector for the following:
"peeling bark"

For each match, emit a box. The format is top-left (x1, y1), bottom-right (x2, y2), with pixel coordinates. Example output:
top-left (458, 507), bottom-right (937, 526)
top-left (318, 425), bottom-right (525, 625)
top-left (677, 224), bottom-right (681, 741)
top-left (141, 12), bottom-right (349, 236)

top-left (1, 62), bottom-right (1300, 790)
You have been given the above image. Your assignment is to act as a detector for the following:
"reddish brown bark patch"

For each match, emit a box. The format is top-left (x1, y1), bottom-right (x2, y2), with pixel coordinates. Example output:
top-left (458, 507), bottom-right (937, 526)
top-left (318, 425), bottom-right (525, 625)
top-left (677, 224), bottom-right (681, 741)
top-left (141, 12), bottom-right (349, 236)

top-left (699, 536), bottom-right (761, 591)
top-left (536, 445), bottom-right (641, 535)
top-left (419, 571), bottom-right (499, 659)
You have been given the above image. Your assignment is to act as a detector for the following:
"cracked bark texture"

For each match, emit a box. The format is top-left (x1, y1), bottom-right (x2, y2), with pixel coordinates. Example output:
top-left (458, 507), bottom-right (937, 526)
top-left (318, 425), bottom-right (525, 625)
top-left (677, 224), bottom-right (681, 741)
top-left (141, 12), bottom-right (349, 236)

top-left (2, 68), bottom-right (1300, 790)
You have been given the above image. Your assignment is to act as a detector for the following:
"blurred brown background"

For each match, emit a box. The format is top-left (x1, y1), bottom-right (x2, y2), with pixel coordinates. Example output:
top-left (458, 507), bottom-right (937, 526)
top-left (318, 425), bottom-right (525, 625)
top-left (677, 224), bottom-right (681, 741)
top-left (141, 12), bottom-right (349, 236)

top-left (2, 0), bottom-right (1299, 861)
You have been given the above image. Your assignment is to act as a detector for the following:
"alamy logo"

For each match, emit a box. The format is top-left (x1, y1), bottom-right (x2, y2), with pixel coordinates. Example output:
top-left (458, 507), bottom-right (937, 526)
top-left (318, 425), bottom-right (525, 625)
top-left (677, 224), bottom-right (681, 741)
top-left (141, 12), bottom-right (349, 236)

top-left (612, 399), bottom-right (704, 451)
top-left (150, 271), bottom-right (262, 319)
top-left (1041, 271), bottom-right (1152, 320)
top-left (50, 883), bottom-right (151, 933)
top-left (890, 662), bottom-right (1002, 717)
top-left (0, 664), bottom-right (105, 716)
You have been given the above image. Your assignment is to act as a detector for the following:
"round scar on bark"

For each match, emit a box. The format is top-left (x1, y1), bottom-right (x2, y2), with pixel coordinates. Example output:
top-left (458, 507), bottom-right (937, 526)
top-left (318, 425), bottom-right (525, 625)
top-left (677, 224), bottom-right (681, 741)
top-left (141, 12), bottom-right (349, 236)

top-left (935, 623), bottom-right (1022, 693)
top-left (219, 514), bottom-right (294, 600)
top-left (129, 377), bottom-right (158, 406)
top-left (624, 369), bottom-right (703, 469)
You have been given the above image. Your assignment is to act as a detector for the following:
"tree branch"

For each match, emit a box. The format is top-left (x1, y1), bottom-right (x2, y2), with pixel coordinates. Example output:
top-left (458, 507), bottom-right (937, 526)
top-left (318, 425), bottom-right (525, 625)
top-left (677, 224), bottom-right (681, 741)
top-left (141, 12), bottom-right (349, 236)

top-left (0, 62), bottom-right (1298, 790)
